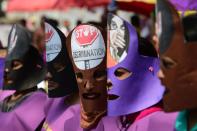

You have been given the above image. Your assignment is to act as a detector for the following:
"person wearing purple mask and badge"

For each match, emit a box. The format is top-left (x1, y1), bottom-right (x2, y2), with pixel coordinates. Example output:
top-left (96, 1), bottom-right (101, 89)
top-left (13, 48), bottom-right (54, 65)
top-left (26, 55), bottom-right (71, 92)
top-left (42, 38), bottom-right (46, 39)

top-left (41, 19), bottom-right (79, 131)
top-left (64, 24), bottom-right (107, 130)
top-left (156, 0), bottom-right (197, 131)
top-left (99, 13), bottom-right (178, 131)
top-left (0, 24), bottom-right (47, 131)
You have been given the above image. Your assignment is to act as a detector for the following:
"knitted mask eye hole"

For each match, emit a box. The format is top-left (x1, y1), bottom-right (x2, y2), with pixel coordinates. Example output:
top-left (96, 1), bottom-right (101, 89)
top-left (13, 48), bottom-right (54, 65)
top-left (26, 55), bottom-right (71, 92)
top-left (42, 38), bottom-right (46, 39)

top-left (12, 60), bottom-right (23, 70)
top-left (76, 72), bottom-right (83, 83)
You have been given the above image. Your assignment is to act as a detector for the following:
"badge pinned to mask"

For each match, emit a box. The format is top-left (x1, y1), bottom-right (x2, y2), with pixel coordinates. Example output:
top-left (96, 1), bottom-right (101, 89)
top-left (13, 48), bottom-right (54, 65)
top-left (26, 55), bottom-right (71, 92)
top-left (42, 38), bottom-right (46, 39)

top-left (71, 25), bottom-right (106, 70)
top-left (107, 14), bottom-right (129, 67)
top-left (45, 23), bottom-right (62, 62)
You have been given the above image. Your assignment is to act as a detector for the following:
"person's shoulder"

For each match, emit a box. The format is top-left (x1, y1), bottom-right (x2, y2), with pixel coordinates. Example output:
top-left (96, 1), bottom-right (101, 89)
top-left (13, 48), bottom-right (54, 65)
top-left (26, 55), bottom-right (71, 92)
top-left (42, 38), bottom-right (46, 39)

top-left (27, 90), bottom-right (48, 103)
top-left (0, 90), bottom-right (15, 102)
top-left (149, 110), bottom-right (178, 121)
top-left (65, 104), bottom-right (80, 115)
top-left (131, 111), bottom-right (178, 131)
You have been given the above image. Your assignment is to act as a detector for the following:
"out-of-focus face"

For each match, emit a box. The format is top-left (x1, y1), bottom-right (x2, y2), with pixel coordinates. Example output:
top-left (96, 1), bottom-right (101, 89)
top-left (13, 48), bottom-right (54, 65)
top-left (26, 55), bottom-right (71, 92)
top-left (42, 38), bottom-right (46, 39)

top-left (69, 24), bottom-right (107, 129)
top-left (156, 0), bottom-right (197, 112)
top-left (158, 41), bottom-right (197, 112)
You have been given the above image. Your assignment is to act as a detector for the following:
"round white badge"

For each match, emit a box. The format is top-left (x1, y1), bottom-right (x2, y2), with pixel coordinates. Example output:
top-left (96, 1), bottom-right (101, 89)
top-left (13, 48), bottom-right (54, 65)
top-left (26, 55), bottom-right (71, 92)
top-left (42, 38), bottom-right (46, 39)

top-left (71, 25), bottom-right (106, 70)
top-left (45, 23), bottom-right (62, 62)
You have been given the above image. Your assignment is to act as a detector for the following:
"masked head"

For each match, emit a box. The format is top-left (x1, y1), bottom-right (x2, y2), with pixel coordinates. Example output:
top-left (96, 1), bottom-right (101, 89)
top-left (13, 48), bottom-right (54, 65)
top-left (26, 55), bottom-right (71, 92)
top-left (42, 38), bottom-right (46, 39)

top-left (3, 24), bottom-right (46, 91)
top-left (107, 14), bottom-right (164, 116)
top-left (156, 0), bottom-right (197, 112)
top-left (44, 20), bottom-right (78, 98)
top-left (67, 24), bottom-right (107, 129)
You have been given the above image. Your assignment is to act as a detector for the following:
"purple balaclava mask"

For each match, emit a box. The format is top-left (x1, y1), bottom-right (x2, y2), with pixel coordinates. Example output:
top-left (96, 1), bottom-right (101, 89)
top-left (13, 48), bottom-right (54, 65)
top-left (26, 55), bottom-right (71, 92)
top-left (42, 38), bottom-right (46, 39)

top-left (107, 13), bottom-right (164, 116)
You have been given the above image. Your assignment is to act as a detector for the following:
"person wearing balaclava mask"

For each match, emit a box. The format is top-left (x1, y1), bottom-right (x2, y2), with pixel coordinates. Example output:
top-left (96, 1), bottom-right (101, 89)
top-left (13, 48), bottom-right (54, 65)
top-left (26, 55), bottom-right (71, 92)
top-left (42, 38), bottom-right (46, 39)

top-left (63, 24), bottom-right (108, 130)
top-left (99, 13), bottom-right (177, 131)
top-left (156, 0), bottom-right (197, 130)
top-left (41, 20), bottom-right (79, 131)
top-left (0, 24), bottom-right (47, 131)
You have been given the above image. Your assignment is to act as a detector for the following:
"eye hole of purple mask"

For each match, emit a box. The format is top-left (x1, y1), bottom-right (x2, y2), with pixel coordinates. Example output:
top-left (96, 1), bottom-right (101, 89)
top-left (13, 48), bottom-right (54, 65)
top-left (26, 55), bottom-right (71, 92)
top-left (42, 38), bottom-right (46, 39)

top-left (114, 67), bottom-right (132, 80)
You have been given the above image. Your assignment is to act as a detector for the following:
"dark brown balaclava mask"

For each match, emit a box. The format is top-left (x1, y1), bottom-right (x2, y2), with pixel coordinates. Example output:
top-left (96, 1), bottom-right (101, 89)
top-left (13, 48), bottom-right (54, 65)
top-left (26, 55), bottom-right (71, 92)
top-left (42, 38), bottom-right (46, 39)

top-left (66, 24), bottom-right (107, 129)
top-left (156, 0), bottom-right (197, 112)
top-left (3, 24), bottom-right (46, 91)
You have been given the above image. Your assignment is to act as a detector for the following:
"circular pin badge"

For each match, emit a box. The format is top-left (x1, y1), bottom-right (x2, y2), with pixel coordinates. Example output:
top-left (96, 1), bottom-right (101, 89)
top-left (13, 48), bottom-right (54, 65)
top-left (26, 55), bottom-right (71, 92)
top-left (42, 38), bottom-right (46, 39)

top-left (107, 14), bottom-right (129, 67)
top-left (71, 25), bottom-right (106, 70)
top-left (45, 23), bottom-right (62, 62)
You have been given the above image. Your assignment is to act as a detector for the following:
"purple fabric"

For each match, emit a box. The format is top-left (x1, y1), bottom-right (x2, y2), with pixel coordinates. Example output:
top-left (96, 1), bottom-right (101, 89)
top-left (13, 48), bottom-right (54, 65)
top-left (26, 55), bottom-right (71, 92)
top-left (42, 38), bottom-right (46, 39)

top-left (169, 0), bottom-right (197, 11)
top-left (102, 111), bottom-right (178, 131)
top-left (64, 104), bottom-right (104, 131)
top-left (0, 91), bottom-right (47, 131)
top-left (107, 16), bottom-right (165, 116)
top-left (0, 58), bottom-right (5, 89)
top-left (41, 97), bottom-right (69, 131)
top-left (0, 90), bottom-right (15, 101)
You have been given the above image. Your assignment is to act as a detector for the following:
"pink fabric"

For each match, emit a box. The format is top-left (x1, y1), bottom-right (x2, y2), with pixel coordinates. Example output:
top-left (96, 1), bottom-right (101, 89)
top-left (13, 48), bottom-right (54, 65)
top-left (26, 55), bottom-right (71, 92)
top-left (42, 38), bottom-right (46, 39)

top-left (135, 106), bottom-right (162, 121)
top-left (0, 90), bottom-right (15, 101)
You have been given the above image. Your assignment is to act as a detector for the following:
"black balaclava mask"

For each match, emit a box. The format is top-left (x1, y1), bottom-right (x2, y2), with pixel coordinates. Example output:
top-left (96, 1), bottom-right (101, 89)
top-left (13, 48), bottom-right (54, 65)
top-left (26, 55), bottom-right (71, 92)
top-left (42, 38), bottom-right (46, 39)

top-left (44, 20), bottom-right (78, 98)
top-left (3, 24), bottom-right (46, 91)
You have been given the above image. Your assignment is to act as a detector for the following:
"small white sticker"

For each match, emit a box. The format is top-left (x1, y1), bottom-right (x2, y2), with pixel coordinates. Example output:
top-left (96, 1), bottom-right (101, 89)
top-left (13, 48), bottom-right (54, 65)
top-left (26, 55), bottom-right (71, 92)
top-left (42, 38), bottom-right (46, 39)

top-left (45, 23), bottom-right (62, 62)
top-left (8, 25), bottom-right (17, 54)
top-left (71, 25), bottom-right (105, 70)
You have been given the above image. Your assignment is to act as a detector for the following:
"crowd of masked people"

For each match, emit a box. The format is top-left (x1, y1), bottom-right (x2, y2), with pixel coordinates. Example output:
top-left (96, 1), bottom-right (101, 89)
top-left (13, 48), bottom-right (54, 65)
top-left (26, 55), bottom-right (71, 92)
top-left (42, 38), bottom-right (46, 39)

top-left (0, 0), bottom-right (197, 130)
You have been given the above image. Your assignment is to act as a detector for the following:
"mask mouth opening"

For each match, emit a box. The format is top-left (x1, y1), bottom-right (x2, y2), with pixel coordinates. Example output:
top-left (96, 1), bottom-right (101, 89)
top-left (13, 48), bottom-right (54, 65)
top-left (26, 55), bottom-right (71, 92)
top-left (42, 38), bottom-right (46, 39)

top-left (108, 94), bottom-right (119, 100)
top-left (4, 78), bottom-right (13, 85)
top-left (82, 92), bottom-right (101, 100)
top-left (47, 80), bottom-right (59, 91)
